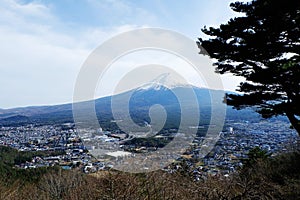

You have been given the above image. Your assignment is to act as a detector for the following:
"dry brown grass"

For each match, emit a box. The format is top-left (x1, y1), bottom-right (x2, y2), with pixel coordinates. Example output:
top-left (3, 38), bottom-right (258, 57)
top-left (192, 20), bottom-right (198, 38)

top-left (0, 151), bottom-right (299, 200)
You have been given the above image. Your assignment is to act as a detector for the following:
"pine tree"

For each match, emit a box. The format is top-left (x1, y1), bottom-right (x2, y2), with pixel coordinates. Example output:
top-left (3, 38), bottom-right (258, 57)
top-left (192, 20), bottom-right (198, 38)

top-left (198, 0), bottom-right (300, 134)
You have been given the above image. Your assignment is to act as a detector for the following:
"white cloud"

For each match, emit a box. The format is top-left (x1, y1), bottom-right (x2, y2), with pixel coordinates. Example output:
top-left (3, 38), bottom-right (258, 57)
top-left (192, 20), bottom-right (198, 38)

top-left (0, 0), bottom-right (244, 108)
top-left (0, 0), bottom-right (55, 34)
top-left (0, 0), bottom-right (145, 108)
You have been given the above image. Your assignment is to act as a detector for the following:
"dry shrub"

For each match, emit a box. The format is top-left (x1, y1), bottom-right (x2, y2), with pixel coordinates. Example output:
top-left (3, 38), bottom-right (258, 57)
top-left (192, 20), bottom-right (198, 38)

top-left (0, 151), bottom-right (300, 200)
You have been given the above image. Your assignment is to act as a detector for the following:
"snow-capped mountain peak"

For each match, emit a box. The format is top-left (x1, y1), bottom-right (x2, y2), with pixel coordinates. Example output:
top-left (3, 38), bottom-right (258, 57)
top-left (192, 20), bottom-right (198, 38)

top-left (137, 73), bottom-right (192, 91)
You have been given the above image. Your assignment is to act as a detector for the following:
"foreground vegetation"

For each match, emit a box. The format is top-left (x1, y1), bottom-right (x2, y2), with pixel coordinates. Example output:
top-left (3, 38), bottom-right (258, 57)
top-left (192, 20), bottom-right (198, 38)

top-left (198, 0), bottom-right (300, 134)
top-left (0, 145), bottom-right (300, 199)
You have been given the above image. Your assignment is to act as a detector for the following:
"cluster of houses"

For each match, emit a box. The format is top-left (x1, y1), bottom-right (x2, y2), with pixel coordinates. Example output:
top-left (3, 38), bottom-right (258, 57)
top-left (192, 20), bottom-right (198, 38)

top-left (0, 124), bottom-right (107, 173)
top-left (0, 118), bottom-right (298, 176)
top-left (179, 119), bottom-right (298, 179)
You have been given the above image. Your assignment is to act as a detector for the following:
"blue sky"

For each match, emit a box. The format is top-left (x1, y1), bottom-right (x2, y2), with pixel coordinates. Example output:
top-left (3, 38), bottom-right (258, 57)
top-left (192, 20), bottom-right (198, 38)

top-left (0, 0), bottom-right (248, 108)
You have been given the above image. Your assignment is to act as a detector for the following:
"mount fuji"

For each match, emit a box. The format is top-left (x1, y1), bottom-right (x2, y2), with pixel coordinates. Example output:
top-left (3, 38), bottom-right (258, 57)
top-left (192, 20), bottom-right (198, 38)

top-left (0, 74), bottom-right (260, 133)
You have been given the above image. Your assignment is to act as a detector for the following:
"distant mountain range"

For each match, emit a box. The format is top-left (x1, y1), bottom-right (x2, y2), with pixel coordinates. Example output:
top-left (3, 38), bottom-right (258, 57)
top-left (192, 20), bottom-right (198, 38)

top-left (0, 74), bottom-right (267, 133)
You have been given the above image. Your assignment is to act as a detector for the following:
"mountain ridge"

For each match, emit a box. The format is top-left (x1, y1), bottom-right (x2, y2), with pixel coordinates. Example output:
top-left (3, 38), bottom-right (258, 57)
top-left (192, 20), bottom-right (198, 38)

top-left (0, 83), bottom-right (261, 130)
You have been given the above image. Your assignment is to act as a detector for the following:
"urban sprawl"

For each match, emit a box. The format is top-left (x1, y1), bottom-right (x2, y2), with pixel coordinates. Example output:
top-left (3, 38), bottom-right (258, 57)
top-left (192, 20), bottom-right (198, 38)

top-left (0, 119), bottom-right (297, 178)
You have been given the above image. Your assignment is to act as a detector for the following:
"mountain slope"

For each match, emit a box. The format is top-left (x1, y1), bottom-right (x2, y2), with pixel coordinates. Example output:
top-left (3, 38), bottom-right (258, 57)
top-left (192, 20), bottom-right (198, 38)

top-left (0, 78), bottom-right (260, 132)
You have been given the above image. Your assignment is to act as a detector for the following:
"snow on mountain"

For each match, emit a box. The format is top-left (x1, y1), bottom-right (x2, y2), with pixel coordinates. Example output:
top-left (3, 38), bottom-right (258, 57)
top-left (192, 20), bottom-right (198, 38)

top-left (136, 73), bottom-right (193, 91)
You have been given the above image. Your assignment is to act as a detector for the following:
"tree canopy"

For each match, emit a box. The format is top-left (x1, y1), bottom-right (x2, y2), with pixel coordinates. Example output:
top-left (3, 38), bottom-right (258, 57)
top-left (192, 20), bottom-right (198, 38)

top-left (198, 0), bottom-right (300, 134)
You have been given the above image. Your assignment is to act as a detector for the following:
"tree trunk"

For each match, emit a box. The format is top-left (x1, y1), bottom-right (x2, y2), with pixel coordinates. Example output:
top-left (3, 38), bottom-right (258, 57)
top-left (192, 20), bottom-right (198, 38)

top-left (286, 111), bottom-right (300, 135)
